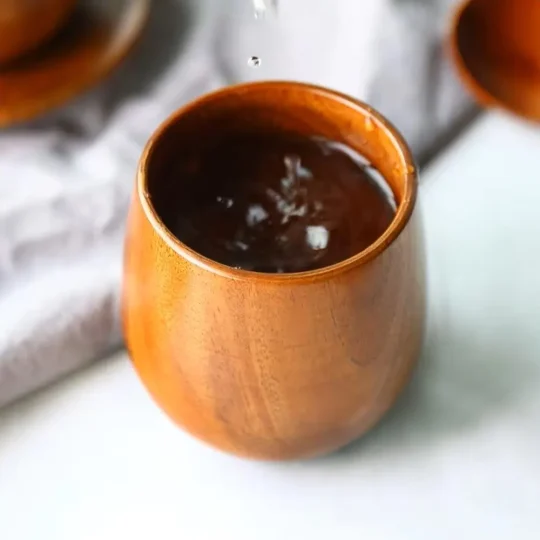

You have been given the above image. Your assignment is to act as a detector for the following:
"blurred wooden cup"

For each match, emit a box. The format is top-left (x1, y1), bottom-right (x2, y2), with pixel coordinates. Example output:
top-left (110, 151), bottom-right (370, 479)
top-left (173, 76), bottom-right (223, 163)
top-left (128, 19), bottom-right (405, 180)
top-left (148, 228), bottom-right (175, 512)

top-left (449, 0), bottom-right (540, 120)
top-left (122, 82), bottom-right (426, 460)
top-left (0, 0), bottom-right (77, 65)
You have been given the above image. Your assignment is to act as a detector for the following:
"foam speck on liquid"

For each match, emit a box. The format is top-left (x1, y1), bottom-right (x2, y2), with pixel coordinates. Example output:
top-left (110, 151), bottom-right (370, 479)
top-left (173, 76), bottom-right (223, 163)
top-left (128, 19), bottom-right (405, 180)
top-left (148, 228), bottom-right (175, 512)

top-left (246, 204), bottom-right (269, 227)
top-left (306, 226), bottom-right (329, 250)
top-left (217, 196), bottom-right (234, 208)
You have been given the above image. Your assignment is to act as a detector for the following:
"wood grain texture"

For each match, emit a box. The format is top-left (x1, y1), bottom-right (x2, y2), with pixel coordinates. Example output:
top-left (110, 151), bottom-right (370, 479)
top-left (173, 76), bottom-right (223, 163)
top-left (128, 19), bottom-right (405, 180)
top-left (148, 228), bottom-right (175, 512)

top-left (448, 0), bottom-right (540, 121)
top-left (0, 0), bottom-right (76, 65)
top-left (122, 82), bottom-right (426, 460)
top-left (0, 0), bottom-right (149, 127)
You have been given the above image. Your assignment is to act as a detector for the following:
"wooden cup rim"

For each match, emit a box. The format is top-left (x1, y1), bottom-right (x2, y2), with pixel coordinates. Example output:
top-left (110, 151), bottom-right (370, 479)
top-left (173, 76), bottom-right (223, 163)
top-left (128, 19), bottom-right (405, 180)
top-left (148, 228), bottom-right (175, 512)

top-left (137, 81), bottom-right (418, 284)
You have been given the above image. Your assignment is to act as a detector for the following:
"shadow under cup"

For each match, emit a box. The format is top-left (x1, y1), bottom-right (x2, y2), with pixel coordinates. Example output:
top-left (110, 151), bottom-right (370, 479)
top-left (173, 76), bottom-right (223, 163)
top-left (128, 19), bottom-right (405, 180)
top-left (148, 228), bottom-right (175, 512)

top-left (123, 82), bottom-right (425, 460)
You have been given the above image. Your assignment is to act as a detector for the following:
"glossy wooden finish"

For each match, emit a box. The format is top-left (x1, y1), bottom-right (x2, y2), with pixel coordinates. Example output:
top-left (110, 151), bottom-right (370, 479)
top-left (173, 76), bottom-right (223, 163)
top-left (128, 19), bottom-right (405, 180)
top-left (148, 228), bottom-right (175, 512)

top-left (449, 0), bottom-right (540, 121)
top-left (122, 82), bottom-right (426, 460)
top-left (0, 0), bottom-right (76, 65)
top-left (0, 0), bottom-right (149, 127)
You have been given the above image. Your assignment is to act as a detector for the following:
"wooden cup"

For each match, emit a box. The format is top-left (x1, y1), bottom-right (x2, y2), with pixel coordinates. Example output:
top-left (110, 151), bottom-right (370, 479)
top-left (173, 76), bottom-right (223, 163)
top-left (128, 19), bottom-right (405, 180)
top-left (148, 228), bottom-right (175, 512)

top-left (122, 82), bottom-right (425, 460)
top-left (449, 0), bottom-right (540, 121)
top-left (0, 0), bottom-right (77, 65)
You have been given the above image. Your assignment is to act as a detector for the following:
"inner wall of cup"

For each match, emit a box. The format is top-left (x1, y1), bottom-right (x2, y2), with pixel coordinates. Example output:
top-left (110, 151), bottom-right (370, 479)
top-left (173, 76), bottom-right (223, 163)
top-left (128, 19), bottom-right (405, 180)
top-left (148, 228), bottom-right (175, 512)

top-left (146, 85), bottom-right (410, 231)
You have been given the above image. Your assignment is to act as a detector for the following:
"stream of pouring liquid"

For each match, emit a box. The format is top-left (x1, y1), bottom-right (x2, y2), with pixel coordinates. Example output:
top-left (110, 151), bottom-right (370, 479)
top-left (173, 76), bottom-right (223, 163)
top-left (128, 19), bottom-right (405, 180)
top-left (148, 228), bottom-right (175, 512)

top-left (250, 0), bottom-right (278, 67)
top-left (252, 0), bottom-right (278, 18)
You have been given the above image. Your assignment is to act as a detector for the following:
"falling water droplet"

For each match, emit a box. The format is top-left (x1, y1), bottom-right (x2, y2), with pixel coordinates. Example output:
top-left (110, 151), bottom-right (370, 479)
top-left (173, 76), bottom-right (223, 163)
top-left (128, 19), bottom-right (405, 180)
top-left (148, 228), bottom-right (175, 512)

top-left (248, 56), bottom-right (261, 68)
top-left (365, 116), bottom-right (375, 132)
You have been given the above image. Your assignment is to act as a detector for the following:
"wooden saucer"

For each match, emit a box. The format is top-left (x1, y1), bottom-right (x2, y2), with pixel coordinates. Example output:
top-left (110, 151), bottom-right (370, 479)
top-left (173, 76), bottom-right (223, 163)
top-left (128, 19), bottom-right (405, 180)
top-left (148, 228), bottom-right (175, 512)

top-left (0, 0), bottom-right (150, 127)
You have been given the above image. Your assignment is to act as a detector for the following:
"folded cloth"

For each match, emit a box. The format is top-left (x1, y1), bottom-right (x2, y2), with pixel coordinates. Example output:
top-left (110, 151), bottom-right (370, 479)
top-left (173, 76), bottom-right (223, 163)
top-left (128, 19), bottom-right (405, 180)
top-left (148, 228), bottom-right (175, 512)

top-left (367, 0), bottom-right (474, 159)
top-left (0, 0), bottom-right (474, 407)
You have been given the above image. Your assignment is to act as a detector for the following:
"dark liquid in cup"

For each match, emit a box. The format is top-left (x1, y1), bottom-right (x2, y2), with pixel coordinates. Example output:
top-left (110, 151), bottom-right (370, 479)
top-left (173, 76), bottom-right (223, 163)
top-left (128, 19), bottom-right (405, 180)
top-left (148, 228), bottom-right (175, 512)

top-left (161, 131), bottom-right (397, 273)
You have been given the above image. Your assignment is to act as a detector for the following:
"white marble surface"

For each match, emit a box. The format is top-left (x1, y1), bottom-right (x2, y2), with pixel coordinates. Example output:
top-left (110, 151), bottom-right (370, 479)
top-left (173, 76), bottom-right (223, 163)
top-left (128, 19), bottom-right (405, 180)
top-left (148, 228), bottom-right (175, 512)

top-left (1, 111), bottom-right (539, 539)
